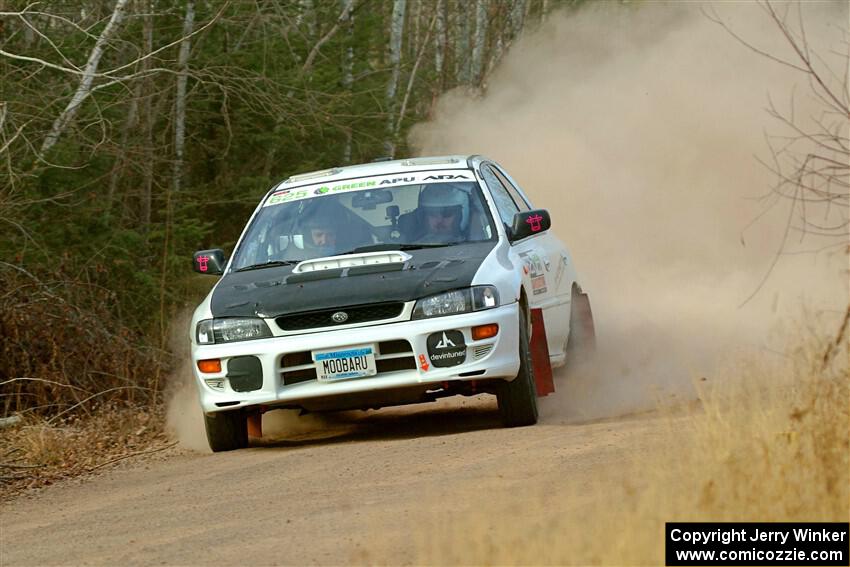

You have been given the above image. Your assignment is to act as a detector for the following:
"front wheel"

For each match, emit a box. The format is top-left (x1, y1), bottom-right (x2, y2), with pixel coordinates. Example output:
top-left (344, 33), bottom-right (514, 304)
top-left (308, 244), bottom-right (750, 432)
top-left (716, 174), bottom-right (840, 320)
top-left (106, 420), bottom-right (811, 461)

top-left (497, 308), bottom-right (539, 427)
top-left (204, 409), bottom-right (249, 452)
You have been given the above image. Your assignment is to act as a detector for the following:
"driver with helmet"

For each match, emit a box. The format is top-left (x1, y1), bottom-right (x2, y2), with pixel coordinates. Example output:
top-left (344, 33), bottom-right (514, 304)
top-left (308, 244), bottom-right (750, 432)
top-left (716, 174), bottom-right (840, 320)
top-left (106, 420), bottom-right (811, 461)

top-left (301, 205), bottom-right (340, 257)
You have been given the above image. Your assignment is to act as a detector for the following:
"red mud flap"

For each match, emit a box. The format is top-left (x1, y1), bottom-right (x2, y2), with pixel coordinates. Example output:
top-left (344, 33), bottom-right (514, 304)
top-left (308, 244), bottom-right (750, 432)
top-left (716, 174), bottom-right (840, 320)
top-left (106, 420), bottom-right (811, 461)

top-left (530, 308), bottom-right (555, 397)
top-left (247, 413), bottom-right (263, 439)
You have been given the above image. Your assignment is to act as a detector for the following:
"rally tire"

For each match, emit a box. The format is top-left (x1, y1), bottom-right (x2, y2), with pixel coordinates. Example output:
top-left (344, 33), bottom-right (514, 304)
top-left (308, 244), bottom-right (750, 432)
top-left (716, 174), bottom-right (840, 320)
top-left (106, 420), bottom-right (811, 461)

top-left (204, 409), bottom-right (249, 452)
top-left (497, 308), bottom-right (539, 427)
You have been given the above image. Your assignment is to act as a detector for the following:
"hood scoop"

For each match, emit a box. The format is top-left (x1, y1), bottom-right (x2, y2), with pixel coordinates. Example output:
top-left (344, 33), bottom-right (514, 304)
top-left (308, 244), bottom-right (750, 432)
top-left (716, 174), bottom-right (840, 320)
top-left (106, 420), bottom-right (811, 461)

top-left (293, 251), bottom-right (413, 274)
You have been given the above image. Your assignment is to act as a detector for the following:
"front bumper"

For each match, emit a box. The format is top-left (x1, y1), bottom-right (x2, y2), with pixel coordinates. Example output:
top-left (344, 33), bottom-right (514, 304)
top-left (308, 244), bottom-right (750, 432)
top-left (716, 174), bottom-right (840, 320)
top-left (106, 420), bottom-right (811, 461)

top-left (191, 303), bottom-right (521, 413)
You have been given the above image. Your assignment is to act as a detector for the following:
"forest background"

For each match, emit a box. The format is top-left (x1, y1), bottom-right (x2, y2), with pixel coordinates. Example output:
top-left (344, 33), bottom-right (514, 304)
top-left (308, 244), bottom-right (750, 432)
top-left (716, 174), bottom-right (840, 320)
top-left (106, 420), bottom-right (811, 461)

top-left (1, 0), bottom-right (847, 499)
top-left (1, 0), bottom-right (564, 425)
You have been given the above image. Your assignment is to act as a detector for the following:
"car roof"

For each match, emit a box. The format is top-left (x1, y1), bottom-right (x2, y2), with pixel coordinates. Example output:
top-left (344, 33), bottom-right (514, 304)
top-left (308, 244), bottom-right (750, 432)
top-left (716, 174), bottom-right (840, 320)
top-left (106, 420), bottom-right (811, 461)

top-left (271, 155), bottom-right (486, 192)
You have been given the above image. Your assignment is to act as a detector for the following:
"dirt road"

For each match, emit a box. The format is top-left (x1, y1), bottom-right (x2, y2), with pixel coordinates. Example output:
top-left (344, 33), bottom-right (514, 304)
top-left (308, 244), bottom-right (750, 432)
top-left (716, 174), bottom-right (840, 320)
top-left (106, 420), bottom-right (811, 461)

top-left (1, 385), bottom-right (668, 565)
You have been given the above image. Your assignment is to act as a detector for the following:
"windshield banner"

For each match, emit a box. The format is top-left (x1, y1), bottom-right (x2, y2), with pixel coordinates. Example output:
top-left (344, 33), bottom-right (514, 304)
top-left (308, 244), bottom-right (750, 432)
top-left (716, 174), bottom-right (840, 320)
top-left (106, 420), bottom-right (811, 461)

top-left (263, 169), bottom-right (475, 207)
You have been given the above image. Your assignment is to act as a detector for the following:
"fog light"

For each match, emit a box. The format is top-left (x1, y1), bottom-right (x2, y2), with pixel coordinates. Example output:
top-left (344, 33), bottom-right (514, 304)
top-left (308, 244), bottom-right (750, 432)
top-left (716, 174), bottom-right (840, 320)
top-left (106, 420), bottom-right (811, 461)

top-left (472, 324), bottom-right (499, 340)
top-left (198, 358), bottom-right (222, 373)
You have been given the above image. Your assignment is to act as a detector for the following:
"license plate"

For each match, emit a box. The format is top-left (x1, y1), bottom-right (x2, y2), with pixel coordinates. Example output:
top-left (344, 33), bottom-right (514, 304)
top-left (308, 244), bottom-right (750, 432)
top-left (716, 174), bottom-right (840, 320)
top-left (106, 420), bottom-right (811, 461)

top-left (313, 345), bottom-right (377, 382)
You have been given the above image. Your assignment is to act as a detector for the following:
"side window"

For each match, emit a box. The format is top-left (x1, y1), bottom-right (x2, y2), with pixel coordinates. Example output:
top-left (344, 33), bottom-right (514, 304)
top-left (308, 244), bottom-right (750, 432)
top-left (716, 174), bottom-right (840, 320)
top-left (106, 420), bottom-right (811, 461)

top-left (493, 167), bottom-right (531, 212)
top-left (480, 165), bottom-right (519, 226)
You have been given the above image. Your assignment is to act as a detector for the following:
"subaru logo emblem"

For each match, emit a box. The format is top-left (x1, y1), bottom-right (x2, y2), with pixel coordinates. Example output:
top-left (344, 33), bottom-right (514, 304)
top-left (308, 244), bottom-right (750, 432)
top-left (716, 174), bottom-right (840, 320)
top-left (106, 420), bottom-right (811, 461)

top-left (331, 311), bottom-right (348, 323)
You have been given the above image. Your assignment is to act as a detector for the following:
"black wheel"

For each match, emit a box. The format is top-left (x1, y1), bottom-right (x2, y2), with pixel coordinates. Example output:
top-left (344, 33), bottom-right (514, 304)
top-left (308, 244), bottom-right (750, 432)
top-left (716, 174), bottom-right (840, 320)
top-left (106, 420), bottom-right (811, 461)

top-left (567, 290), bottom-right (597, 360)
top-left (204, 409), bottom-right (249, 452)
top-left (497, 308), bottom-right (539, 427)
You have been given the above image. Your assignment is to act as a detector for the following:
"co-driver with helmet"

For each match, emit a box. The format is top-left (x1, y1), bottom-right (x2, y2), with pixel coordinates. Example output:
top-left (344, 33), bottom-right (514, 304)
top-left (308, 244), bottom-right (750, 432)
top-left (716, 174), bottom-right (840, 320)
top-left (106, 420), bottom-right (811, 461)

top-left (411, 183), bottom-right (471, 244)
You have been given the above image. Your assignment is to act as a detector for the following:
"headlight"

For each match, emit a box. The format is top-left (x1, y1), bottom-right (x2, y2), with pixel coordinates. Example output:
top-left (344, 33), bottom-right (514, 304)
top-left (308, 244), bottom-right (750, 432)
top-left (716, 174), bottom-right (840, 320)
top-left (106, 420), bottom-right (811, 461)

top-left (412, 286), bottom-right (500, 319)
top-left (195, 318), bottom-right (272, 344)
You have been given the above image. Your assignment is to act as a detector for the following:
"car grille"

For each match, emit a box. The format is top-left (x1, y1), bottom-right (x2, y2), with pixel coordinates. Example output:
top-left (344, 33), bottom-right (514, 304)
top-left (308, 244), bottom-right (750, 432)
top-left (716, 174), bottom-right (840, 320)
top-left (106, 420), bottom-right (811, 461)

top-left (280, 339), bottom-right (416, 386)
top-left (275, 302), bottom-right (405, 331)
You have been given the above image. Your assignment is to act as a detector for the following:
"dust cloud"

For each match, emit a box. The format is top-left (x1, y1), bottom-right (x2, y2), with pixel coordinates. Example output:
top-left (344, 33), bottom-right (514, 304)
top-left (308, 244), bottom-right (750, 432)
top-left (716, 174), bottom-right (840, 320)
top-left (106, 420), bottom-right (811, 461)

top-left (166, 367), bottom-right (210, 453)
top-left (164, 311), bottom-right (349, 451)
top-left (411, 1), bottom-right (848, 420)
top-left (165, 310), bottom-right (210, 452)
top-left (163, 312), bottom-right (338, 450)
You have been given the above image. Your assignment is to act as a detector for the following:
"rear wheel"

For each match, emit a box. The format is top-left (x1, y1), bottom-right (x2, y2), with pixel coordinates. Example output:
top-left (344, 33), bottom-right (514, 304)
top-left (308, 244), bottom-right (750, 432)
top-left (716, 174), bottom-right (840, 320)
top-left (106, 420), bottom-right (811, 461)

top-left (497, 308), bottom-right (539, 427)
top-left (204, 409), bottom-right (249, 452)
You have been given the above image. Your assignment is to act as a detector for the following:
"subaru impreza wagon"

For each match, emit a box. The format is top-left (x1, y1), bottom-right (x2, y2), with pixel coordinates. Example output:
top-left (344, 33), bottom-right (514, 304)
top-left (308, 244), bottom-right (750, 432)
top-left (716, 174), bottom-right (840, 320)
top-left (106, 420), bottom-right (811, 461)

top-left (190, 155), bottom-right (595, 451)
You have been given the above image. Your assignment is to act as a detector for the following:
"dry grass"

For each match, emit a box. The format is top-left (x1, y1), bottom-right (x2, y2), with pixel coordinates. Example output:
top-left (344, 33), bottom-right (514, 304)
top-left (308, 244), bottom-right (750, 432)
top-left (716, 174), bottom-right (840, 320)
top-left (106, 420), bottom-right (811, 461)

top-left (0, 403), bottom-right (172, 500)
top-left (0, 270), bottom-right (171, 419)
top-left (420, 333), bottom-right (849, 565)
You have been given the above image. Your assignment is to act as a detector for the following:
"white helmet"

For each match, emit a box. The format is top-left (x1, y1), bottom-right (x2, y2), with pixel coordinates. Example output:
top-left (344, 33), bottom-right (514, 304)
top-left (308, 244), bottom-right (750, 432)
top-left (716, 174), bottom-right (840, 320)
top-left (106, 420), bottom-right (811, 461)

top-left (418, 183), bottom-right (470, 231)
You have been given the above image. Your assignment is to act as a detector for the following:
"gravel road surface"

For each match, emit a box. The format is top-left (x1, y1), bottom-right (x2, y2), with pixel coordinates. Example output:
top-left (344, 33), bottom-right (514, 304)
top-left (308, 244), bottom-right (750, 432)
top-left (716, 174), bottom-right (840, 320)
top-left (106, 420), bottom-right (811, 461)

top-left (1, 380), bottom-right (664, 565)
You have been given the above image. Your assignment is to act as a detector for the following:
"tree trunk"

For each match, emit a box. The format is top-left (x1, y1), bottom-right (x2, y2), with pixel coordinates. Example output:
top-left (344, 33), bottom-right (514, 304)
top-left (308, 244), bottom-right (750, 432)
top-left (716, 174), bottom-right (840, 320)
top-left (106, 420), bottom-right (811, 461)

top-left (511, 0), bottom-right (526, 38)
top-left (434, 0), bottom-right (446, 86)
top-left (395, 4), bottom-right (440, 140)
top-left (298, 0), bottom-right (317, 40)
top-left (106, 85), bottom-right (140, 211)
top-left (412, 0), bottom-right (420, 60)
top-left (301, 0), bottom-right (355, 76)
top-left (341, 0), bottom-right (355, 164)
top-left (173, 0), bottom-right (194, 194)
top-left (455, 1), bottom-right (471, 84)
top-left (140, 4), bottom-right (154, 229)
top-left (383, 0), bottom-right (406, 158)
top-left (471, 0), bottom-right (488, 86)
top-left (40, 0), bottom-right (131, 156)
top-left (486, 35), bottom-right (503, 84)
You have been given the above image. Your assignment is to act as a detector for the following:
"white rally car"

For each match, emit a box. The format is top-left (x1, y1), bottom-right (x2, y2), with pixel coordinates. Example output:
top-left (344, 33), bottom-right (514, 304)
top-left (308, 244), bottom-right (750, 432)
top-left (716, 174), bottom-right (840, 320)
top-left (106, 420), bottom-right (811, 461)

top-left (190, 155), bottom-right (595, 451)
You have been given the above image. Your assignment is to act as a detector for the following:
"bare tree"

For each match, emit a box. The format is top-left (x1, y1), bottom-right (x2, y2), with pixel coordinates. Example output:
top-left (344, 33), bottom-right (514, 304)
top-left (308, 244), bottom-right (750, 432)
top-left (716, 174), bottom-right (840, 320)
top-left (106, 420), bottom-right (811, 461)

top-left (511, 0), bottom-right (527, 38)
top-left (297, 0), bottom-right (317, 39)
top-left (435, 0), bottom-right (447, 85)
top-left (173, 0), bottom-right (195, 194)
top-left (470, 0), bottom-right (489, 86)
top-left (455, 1), bottom-right (472, 84)
top-left (140, 5), bottom-right (155, 228)
top-left (341, 0), bottom-right (355, 164)
top-left (709, 1), bottom-right (849, 352)
top-left (384, 0), bottom-right (407, 157)
top-left (301, 0), bottom-right (356, 76)
top-left (39, 0), bottom-right (131, 156)
top-left (395, 2), bottom-right (441, 141)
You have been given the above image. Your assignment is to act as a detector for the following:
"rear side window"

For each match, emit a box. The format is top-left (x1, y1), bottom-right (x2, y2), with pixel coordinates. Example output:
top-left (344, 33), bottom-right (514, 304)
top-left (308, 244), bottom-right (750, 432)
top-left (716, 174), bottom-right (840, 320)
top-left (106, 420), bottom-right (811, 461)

top-left (480, 165), bottom-right (519, 226)
top-left (492, 167), bottom-right (531, 212)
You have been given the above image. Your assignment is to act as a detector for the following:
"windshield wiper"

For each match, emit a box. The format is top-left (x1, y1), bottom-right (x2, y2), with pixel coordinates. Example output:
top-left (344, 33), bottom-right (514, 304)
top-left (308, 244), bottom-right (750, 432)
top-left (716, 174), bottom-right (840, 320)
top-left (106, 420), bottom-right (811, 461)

top-left (338, 243), bottom-right (458, 255)
top-left (234, 260), bottom-right (302, 272)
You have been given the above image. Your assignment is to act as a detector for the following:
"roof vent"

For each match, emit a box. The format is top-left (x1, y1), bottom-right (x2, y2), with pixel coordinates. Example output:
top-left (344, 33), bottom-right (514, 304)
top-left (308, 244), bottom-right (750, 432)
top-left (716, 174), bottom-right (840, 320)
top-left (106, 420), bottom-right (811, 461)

top-left (400, 157), bottom-right (460, 167)
top-left (284, 167), bottom-right (342, 184)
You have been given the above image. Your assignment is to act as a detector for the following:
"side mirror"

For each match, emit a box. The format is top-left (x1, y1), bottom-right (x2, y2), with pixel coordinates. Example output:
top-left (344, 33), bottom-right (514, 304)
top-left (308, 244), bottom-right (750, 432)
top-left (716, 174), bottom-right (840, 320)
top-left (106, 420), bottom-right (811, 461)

top-left (509, 209), bottom-right (551, 242)
top-left (193, 249), bottom-right (226, 275)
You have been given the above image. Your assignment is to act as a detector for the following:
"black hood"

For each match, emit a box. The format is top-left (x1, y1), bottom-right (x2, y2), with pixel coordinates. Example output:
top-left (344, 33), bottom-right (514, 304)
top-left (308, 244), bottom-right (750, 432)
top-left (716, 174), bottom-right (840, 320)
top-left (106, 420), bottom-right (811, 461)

top-left (210, 241), bottom-right (496, 318)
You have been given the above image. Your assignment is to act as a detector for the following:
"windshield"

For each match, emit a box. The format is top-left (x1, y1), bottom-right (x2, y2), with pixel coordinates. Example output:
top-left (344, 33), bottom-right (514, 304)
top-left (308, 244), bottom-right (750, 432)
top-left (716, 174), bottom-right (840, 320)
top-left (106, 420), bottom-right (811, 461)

top-left (230, 171), bottom-right (496, 270)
